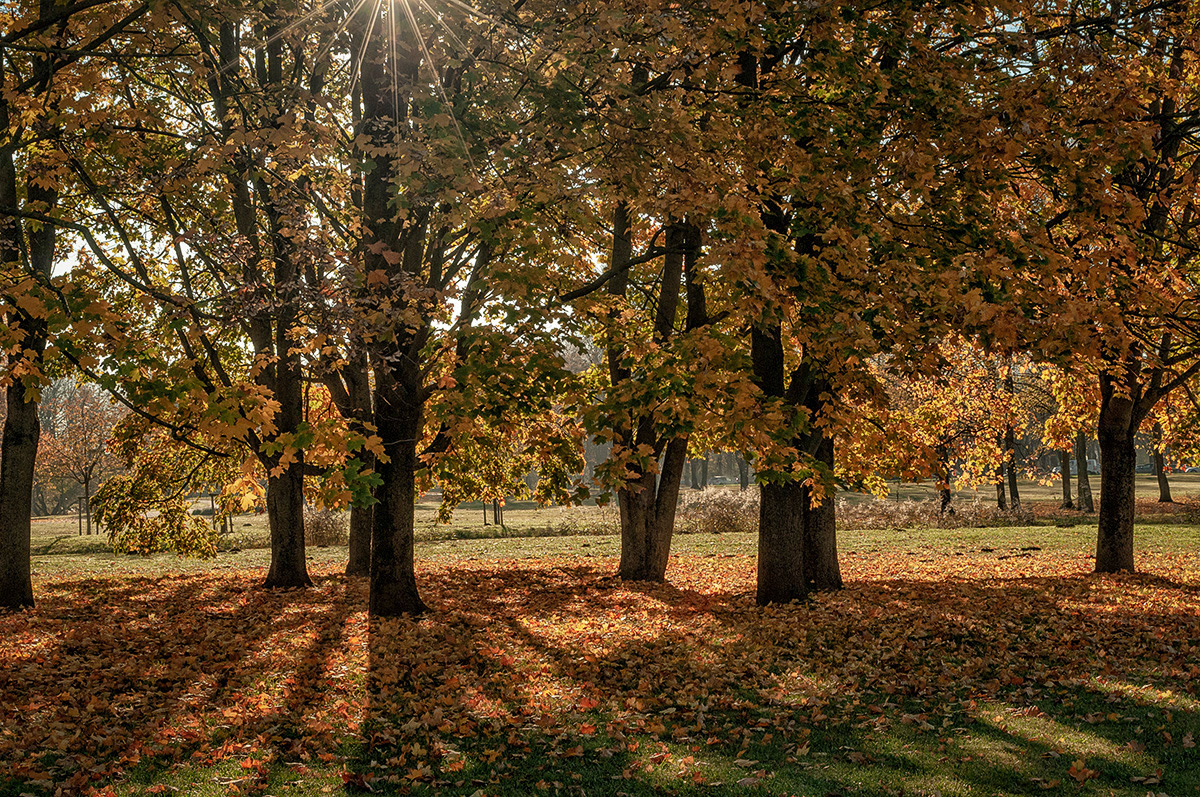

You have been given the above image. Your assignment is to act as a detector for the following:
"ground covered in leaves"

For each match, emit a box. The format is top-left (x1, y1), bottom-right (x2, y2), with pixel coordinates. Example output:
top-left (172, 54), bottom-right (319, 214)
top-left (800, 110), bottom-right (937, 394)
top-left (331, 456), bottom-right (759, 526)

top-left (3, 542), bottom-right (1199, 796)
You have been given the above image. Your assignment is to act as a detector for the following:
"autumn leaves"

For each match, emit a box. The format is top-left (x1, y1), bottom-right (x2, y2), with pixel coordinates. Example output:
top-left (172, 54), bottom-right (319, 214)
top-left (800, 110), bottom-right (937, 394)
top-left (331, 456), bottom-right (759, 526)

top-left (2, 1), bottom-right (1199, 614)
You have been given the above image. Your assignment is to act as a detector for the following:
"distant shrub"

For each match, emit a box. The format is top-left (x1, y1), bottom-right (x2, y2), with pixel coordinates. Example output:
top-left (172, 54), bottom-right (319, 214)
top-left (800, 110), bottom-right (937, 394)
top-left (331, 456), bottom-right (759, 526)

top-left (304, 508), bottom-right (349, 547)
top-left (552, 506), bottom-right (622, 537)
top-left (676, 488), bottom-right (759, 535)
top-left (836, 497), bottom-right (1028, 530)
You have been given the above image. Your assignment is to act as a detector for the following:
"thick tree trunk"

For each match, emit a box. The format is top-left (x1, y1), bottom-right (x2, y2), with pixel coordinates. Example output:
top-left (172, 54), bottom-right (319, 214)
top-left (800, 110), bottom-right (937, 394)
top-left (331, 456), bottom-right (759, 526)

top-left (346, 503), bottom-right (372, 577)
top-left (369, 366), bottom-right (427, 615)
top-left (757, 480), bottom-right (805, 605)
top-left (1096, 429), bottom-right (1137, 572)
top-left (1058, 449), bottom-right (1074, 509)
top-left (611, 220), bottom-right (695, 582)
top-left (1075, 431), bottom-right (1095, 513)
top-left (264, 461), bottom-right (312, 588)
top-left (802, 433), bottom-right (841, 590)
top-left (752, 321), bottom-right (808, 604)
top-left (0, 381), bottom-right (38, 610)
top-left (0, 92), bottom-right (53, 609)
top-left (617, 437), bottom-right (687, 581)
top-left (738, 457), bottom-right (750, 491)
top-left (1095, 386), bottom-right (1138, 572)
top-left (689, 459), bottom-right (701, 490)
top-left (369, 434), bottom-right (426, 614)
top-left (1152, 424), bottom-right (1172, 503)
top-left (995, 467), bottom-right (1007, 511)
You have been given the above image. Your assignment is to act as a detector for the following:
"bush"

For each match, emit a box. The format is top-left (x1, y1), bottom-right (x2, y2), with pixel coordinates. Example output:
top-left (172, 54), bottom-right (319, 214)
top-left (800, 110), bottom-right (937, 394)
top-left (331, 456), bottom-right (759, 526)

top-left (836, 497), bottom-right (1028, 530)
top-left (551, 506), bottom-right (622, 537)
top-left (304, 507), bottom-right (349, 547)
top-left (676, 488), bottom-right (759, 535)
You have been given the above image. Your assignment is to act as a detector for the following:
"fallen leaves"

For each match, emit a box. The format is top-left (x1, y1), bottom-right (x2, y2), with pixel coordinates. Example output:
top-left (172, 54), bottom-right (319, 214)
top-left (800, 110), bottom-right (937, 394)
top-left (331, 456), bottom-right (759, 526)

top-left (1, 548), bottom-right (1198, 794)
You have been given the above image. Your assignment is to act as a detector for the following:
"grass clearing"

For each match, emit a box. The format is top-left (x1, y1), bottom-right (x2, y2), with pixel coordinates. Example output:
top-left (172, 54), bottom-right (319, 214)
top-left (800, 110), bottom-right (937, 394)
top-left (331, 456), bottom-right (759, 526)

top-left (5, 490), bottom-right (1200, 796)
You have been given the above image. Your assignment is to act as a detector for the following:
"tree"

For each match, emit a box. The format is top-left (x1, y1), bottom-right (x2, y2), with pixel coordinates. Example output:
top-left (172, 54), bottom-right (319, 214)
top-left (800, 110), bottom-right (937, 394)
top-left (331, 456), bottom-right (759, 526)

top-left (1, 0), bottom-right (146, 609)
top-left (36, 379), bottom-right (124, 532)
top-left (722, 4), bottom-right (1036, 602)
top-left (992, 5), bottom-right (1200, 571)
top-left (92, 418), bottom-right (252, 557)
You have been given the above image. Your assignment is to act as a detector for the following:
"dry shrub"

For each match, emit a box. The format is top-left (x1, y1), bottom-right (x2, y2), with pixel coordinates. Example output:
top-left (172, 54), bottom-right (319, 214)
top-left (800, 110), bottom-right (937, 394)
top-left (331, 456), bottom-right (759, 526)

top-left (836, 497), bottom-right (1027, 530)
top-left (676, 488), bottom-right (759, 535)
top-left (305, 508), bottom-right (349, 547)
top-left (552, 506), bottom-right (622, 537)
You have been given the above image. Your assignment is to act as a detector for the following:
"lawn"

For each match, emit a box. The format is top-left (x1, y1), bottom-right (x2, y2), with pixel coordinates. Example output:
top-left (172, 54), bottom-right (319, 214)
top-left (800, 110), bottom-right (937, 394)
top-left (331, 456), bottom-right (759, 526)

top-left (3, 489), bottom-right (1200, 796)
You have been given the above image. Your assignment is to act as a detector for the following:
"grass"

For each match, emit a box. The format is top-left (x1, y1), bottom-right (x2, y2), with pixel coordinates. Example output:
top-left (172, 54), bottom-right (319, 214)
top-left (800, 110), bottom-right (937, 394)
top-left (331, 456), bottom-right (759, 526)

top-left (6, 482), bottom-right (1200, 796)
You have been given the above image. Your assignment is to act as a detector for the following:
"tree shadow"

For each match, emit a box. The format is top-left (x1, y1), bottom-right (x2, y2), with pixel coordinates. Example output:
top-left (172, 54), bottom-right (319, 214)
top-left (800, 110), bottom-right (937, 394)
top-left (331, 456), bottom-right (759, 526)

top-left (0, 571), bottom-right (361, 795)
top-left (352, 559), bottom-right (1200, 794)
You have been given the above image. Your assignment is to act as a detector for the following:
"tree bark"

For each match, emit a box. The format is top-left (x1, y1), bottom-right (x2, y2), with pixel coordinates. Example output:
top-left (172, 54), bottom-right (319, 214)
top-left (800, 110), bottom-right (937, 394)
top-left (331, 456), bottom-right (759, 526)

top-left (1058, 449), bottom-right (1074, 509)
top-left (751, 321), bottom-right (809, 604)
top-left (265, 463), bottom-right (311, 587)
top-left (356, 6), bottom-right (428, 616)
top-left (0, 380), bottom-right (38, 610)
top-left (1005, 427), bottom-right (1021, 513)
top-left (1095, 377), bottom-right (1138, 573)
top-left (259, 188), bottom-right (309, 588)
top-left (611, 221), bottom-right (696, 582)
top-left (802, 432), bottom-right (841, 590)
top-left (738, 456), bottom-right (750, 491)
top-left (1152, 423), bottom-right (1172, 503)
top-left (699, 456), bottom-right (708, 489)
top-left (369, 383), bottom-right (427, 615)
top-left (995, 465), bottom-right (1007, 511)
top-left (1075, 430), bottom-right (1095, 513)
top-left (617, 436), bottom-right (687, 581)
top-left (1096, 426), bottom-right (1136, 572)
top-left (0, 74), bottom-right (54, 610)
top-left (757, 479), bottom-right (805, 604)
top-left (346, 503), bottom-right (372, 577)
top-left (689, 458), bottom-right (701, 490)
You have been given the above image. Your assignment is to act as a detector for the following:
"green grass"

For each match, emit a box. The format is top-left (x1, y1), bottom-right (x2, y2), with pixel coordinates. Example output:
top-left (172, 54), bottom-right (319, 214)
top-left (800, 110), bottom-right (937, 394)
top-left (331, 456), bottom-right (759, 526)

top-left (11, 481), bottom-right (1200, 796)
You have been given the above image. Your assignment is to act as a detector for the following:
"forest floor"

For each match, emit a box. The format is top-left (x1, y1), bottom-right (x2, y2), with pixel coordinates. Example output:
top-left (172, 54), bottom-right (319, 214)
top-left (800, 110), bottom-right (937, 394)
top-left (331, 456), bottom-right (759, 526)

top-left (4, 488), bottom-right (1200, 796)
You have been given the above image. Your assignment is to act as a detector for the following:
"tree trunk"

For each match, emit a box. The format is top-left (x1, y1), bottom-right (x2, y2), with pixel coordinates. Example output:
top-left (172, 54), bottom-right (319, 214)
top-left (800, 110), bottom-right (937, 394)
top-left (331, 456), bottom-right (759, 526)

top-left (699, 456), bottom-right (708, 489)
top-left (1153, 423), bottom-right (1172, 503)
top-left (610, 220), bottom-right (695, 582)
top-left (0, 380), bottom-right (38, 610)
top-left (264, 461), bottom-right (312, 588)
top-left (369, 364), bottom-right (427, 615)
top-left (617, 436), bottom-right (687, 581)
top-left (0, 84), bottom-right (54, 610)
top-left (346, 503), bottom-right (372, 577)
top-left (995, 466), bottom-right (1007, 511)
top-left (84, 482), bottom-right (92, 535)
top-left (738, 457), bottom-right (750, 491)
top-left (689, 459), bottom-right (700, 489)
top-left (757, 480), bottom-right (805, 604)
top-left (1075, 430), bottom-right (1095, 513)
top-left (751, 320), bottom-right (808, 604)
top-left (932, 442), bottom-right (954, 514)
top-left (1095, 388), bottom-right (1137, 573)
top-left (1004, 368), bottom-right (1021, 512)
top-left (802, 433), bottom-right (841, 590)
top-left (1005, 427), bottom-right (1021, 513)
top-left (1096, 430), bottom-right (1136, 572)
top-left (1058, 449), bottom-right (1074, 509)
top-left (260, 250), bottom-right (309, 587)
